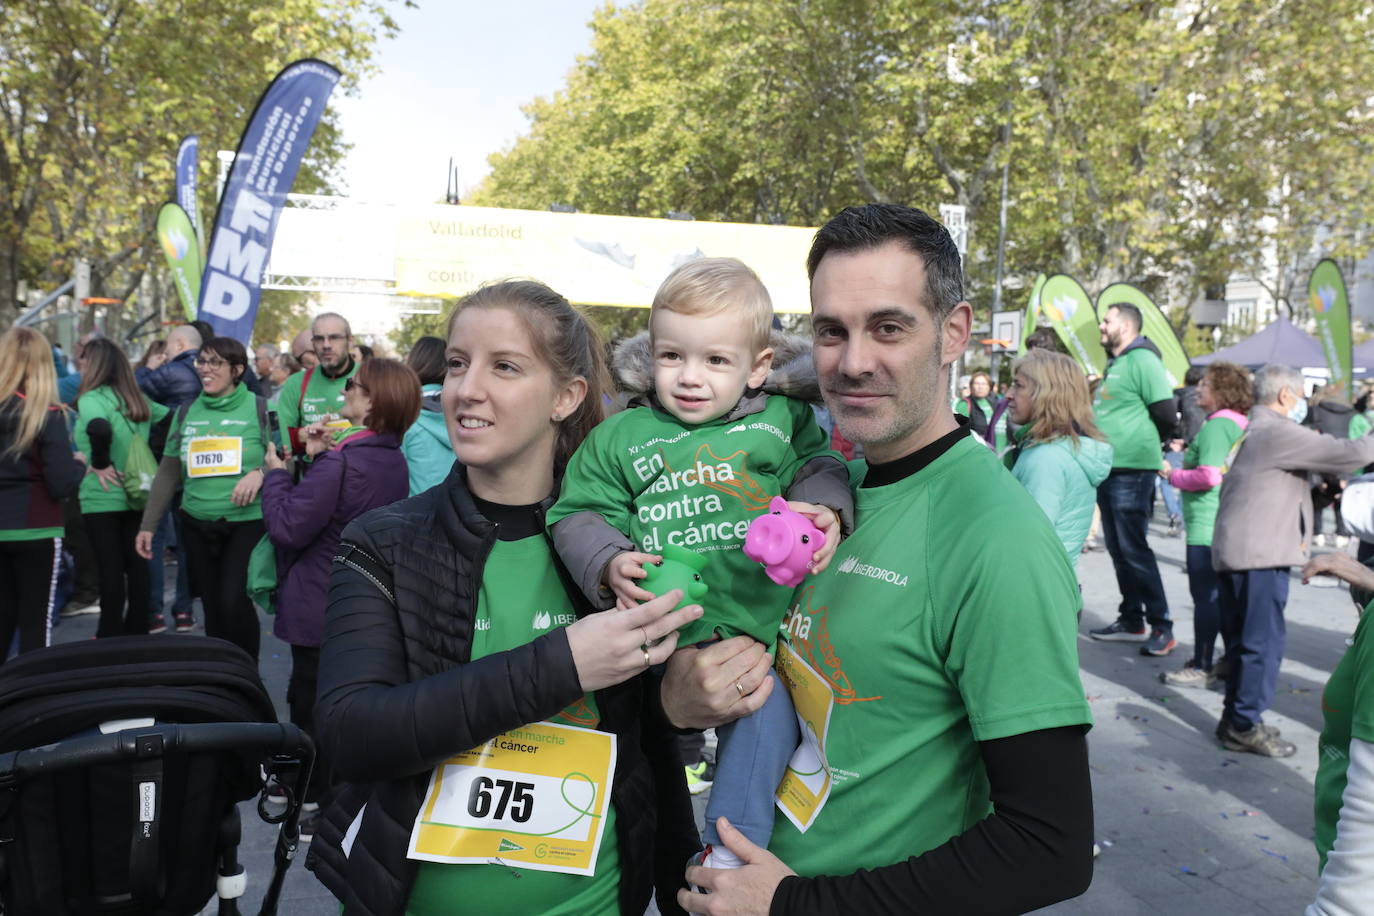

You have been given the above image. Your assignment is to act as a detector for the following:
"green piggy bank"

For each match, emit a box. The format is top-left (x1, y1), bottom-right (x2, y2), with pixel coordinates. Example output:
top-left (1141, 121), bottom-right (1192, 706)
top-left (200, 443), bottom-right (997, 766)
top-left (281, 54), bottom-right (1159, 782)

top-left (641, 544), bottom-right (709, 611)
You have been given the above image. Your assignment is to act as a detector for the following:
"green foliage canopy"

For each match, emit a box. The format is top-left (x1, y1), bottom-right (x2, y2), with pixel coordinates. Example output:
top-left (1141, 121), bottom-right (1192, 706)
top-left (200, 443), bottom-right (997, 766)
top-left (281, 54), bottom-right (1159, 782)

top-left (0, 0), bottom-right (407, 329)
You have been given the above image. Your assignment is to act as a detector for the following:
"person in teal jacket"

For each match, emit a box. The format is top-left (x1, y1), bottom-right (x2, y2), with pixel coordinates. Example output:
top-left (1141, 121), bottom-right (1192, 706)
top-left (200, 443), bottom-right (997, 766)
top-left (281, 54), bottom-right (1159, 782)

top-left (74, 339), bottom-right (168, 637)
top-left (1006, 349), bottom-right (1114, 574)
top-left (399, 335), bottom-right (455, 495)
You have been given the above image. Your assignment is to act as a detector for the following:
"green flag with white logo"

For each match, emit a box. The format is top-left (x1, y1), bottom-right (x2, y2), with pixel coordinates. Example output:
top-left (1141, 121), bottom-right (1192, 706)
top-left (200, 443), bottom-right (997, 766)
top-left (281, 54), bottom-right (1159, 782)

top-left (1040, 274), bottom-right (1107, 375)
top-left (1019, 273), bottom-right (1047, 355)
top-left (157, 202), bottom-right (202, 318)
top-left (1096, 283), bottom-right (1190, 388)
top-left (1308, 259), bottom-right (1353, 398)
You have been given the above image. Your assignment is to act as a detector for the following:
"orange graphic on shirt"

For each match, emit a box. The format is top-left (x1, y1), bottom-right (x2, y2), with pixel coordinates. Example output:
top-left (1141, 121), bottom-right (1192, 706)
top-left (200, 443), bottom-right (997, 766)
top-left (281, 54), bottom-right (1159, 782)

top-left (551, 697), bottom-right (600, 729)
top-left (690, 444), bottom-right (772, 512)
top-left (781, 586), bottom-right (882, 705)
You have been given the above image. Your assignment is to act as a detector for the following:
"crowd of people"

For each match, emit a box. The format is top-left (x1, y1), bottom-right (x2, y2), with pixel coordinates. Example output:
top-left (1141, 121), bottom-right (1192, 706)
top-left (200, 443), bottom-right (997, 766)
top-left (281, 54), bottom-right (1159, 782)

top-left (1, 202), bottom-right (1371, 914)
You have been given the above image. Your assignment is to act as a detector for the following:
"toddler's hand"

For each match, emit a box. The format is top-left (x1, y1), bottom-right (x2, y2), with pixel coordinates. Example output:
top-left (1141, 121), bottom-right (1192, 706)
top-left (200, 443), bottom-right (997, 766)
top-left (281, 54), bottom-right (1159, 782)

top-left (786, 500), bottom-right (842, 575)
top-left (604, 551), bottom-right (662, 607)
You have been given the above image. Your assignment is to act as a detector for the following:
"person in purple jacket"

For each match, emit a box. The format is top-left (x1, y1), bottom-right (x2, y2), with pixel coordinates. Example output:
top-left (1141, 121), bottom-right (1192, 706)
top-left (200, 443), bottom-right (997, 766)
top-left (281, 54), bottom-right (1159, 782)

top-left (260, 357), bottom-right (420, 829)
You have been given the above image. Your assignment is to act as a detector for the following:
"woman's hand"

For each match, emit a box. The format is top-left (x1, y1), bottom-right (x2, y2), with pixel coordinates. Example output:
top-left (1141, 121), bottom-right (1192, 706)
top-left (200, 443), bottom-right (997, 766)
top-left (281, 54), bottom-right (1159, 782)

top-left (661, 636), bottom-right (775, 730)
top-left (134, 530), bottom-right (154, 560)
top-left (1158, 460), bottom-right (1172, 479)
top-left (230, 468), bottom-right (264, 507)
top-left (89, 464), bottom-right (122, 491)
top-left (262, 444), bottom-right (286, 471)
top-left (303, 421), bottom-right (333, 458)
top-left (564, 590), bottom-right (702, 693)
top-left (786, 500), bottom-right (843, 574)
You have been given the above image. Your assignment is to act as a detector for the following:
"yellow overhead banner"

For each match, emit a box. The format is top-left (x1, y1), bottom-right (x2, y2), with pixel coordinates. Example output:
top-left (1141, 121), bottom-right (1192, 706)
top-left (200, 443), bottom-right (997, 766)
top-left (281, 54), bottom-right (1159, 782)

top-left (393, 204), bottom-right (818, 313)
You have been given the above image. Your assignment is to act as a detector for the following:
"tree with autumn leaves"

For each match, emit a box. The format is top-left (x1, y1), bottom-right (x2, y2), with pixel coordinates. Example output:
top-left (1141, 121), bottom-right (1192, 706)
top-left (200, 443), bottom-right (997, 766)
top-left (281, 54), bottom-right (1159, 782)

top-left (472, 0), bottom-right (1374, 321)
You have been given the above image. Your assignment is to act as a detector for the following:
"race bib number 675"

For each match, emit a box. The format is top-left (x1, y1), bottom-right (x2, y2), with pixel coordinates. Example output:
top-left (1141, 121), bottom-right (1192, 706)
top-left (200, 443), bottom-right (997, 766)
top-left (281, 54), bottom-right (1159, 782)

top-left (408, 721), bottom-right (617, 876)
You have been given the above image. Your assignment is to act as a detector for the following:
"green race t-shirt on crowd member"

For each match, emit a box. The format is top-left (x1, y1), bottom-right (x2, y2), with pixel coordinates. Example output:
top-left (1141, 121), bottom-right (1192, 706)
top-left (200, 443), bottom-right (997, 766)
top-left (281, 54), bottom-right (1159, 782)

top-left (548, 395), bottom-right (840, 647)
top-left (74, 386), bottom-right (168, 514)
top-left (165, 383), bottom-right (267, 523)
top-left (1314, 602), bottom-right (1374, 871)
top-left (1093, 344), bottom-right (1174, 470)
top-left (406, 534), bottom-right (620, 916)
top-left (769, 436), bottom-right (1092, 875)
top-left (276, 361), bottom-right (358, 442)
top-left (954, 396), bottom-right (1009, 453)
top-left (1181, 414), bottom-right (1246, 547)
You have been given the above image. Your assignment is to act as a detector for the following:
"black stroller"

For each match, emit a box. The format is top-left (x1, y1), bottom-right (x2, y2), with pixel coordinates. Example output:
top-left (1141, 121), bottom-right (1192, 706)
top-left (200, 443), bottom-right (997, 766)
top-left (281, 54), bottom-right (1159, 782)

top-left (0, 636), bottom-right (315, 915)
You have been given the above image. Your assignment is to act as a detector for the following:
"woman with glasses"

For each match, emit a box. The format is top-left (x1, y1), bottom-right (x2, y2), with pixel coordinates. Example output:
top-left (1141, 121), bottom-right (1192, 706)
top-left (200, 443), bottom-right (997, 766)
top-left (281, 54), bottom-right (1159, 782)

top-left (256, 358), bottom-right (418, 832)
top-left (135, 337), bottom-right (271, 660)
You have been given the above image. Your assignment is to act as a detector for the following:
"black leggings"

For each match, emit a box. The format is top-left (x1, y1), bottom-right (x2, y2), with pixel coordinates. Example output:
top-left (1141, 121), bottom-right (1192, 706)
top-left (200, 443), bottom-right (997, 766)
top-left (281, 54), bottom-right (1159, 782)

top-left (178, 512), bottom-right (264, 661)
top-left (287, 645), bottom-right (333, 803)
top-left (0, 537), bottom-right (59, 658)
top-left (85, 510), bottom-right (151, 637)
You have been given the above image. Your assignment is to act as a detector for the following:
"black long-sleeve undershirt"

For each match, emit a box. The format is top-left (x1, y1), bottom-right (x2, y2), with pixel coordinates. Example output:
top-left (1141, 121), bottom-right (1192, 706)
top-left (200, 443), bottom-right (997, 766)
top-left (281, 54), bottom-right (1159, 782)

top-left (770, 725), bottom-right (1094, 916)
top-left (86, 418), bottom-right (113, 469)
top-left (1147, 398), bottom-right (1178, 443)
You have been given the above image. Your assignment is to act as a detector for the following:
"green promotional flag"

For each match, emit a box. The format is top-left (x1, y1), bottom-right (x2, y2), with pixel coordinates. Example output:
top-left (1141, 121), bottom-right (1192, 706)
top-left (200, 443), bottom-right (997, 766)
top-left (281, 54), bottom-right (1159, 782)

top-left (1308, 259), bottom-right (1353, 397)
top-left (157, 202), bottom-right (201, 318)
top-left (1096, 283), bottom-right (1190, 388)
top-left (1040, 274), bottom-right (1107, 375)
top-left (1018, 273), bottom-right (1048, 355)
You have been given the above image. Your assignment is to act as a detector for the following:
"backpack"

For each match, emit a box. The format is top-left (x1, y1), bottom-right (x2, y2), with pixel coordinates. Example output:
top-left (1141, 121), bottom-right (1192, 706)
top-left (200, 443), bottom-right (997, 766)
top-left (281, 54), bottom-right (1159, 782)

top-left (120, 428), bottom-right (159, 511)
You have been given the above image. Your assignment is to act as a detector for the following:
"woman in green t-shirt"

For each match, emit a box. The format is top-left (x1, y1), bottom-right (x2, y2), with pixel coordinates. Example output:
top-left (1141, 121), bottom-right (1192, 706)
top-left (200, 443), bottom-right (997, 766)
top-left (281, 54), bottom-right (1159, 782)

top-left (310, 282), bottom-right (701, 916)
top-left (136, 337), bottom-right (269, 660)
top-left (1158, 361), bottom-right (1252, 689)
top-left (74, 339), bottom-right (167, 637)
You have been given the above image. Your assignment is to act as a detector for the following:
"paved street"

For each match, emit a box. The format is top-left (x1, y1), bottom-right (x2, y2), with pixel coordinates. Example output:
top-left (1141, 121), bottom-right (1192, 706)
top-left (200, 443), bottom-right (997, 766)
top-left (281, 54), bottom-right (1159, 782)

top-left (50, 507), bottom-right (1356, 914)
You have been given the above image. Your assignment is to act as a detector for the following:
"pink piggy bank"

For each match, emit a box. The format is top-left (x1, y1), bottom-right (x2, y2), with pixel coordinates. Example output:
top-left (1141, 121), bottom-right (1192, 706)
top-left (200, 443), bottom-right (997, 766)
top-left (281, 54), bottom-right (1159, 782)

top-left (743, 496), bottom-right (826, 588)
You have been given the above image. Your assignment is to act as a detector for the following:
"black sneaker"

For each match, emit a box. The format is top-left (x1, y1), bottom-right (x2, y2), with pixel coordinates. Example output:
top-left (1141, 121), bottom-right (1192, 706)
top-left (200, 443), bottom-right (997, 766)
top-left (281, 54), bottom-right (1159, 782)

top-left (1088, 619), bottom-right (1148, 642)
top-left (1140, 628), bottom-right (1178, 657)
top-left (173, 612), bottom-right (196, 633)
top-left (1217, 721), bottom-right (1296, 758)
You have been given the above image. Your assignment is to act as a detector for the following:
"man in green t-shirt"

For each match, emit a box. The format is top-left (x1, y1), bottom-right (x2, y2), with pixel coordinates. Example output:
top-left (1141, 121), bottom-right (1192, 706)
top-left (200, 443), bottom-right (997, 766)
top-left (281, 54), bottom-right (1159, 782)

top-left (276, 312), bottom-right (358, 458)
top-left (669, 204), bottom-right (1093, 916)
top-left (1089, 302), bottom-right (1179, 656)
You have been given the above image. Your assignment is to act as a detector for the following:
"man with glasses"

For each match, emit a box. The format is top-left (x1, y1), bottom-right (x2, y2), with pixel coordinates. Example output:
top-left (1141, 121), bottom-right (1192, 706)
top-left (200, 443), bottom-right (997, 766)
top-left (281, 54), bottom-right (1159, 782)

top-left (277, 313), bottom-right (359, 462)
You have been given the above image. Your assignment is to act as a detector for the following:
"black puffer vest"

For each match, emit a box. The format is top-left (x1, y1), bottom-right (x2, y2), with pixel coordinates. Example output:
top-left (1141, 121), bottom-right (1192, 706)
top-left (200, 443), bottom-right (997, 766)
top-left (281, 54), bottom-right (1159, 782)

top-left (306, 465), bottom-right (696, 915)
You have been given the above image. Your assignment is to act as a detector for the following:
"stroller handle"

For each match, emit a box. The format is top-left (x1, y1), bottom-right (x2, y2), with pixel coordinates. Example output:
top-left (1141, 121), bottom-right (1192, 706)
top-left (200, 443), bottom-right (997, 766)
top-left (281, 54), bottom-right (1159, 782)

top-left (0, 722), bottom-right (314, 785)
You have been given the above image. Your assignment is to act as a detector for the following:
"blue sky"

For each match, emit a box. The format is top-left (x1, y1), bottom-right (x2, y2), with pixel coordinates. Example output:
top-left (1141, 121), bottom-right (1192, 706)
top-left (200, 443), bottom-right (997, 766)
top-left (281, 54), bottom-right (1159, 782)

top-left (332, 1), bottom-right (606, 205)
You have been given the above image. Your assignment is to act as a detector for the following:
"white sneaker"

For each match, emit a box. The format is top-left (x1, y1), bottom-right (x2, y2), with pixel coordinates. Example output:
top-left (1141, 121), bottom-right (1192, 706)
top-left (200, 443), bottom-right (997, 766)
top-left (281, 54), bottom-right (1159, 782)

top-left (59, 600), bottom-right (100, 618)
top-left (1160, 663), bottom-right (1216, 689)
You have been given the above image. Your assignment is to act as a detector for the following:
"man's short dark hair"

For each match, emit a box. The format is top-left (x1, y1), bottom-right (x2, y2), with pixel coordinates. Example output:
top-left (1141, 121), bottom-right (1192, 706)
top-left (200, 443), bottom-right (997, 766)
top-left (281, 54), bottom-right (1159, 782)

top-left (806, 203), bottom-right (964, 319)
top-left (1105, 302), bottom-right (1143, 333)
top-left (1184, 365), bottom-right (1206, 387)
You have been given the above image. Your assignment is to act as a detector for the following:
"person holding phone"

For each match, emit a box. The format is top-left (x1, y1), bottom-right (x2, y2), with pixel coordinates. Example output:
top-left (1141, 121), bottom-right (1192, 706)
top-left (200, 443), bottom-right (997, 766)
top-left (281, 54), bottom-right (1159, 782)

top-left (258, 357), bottom-right (418, 832)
